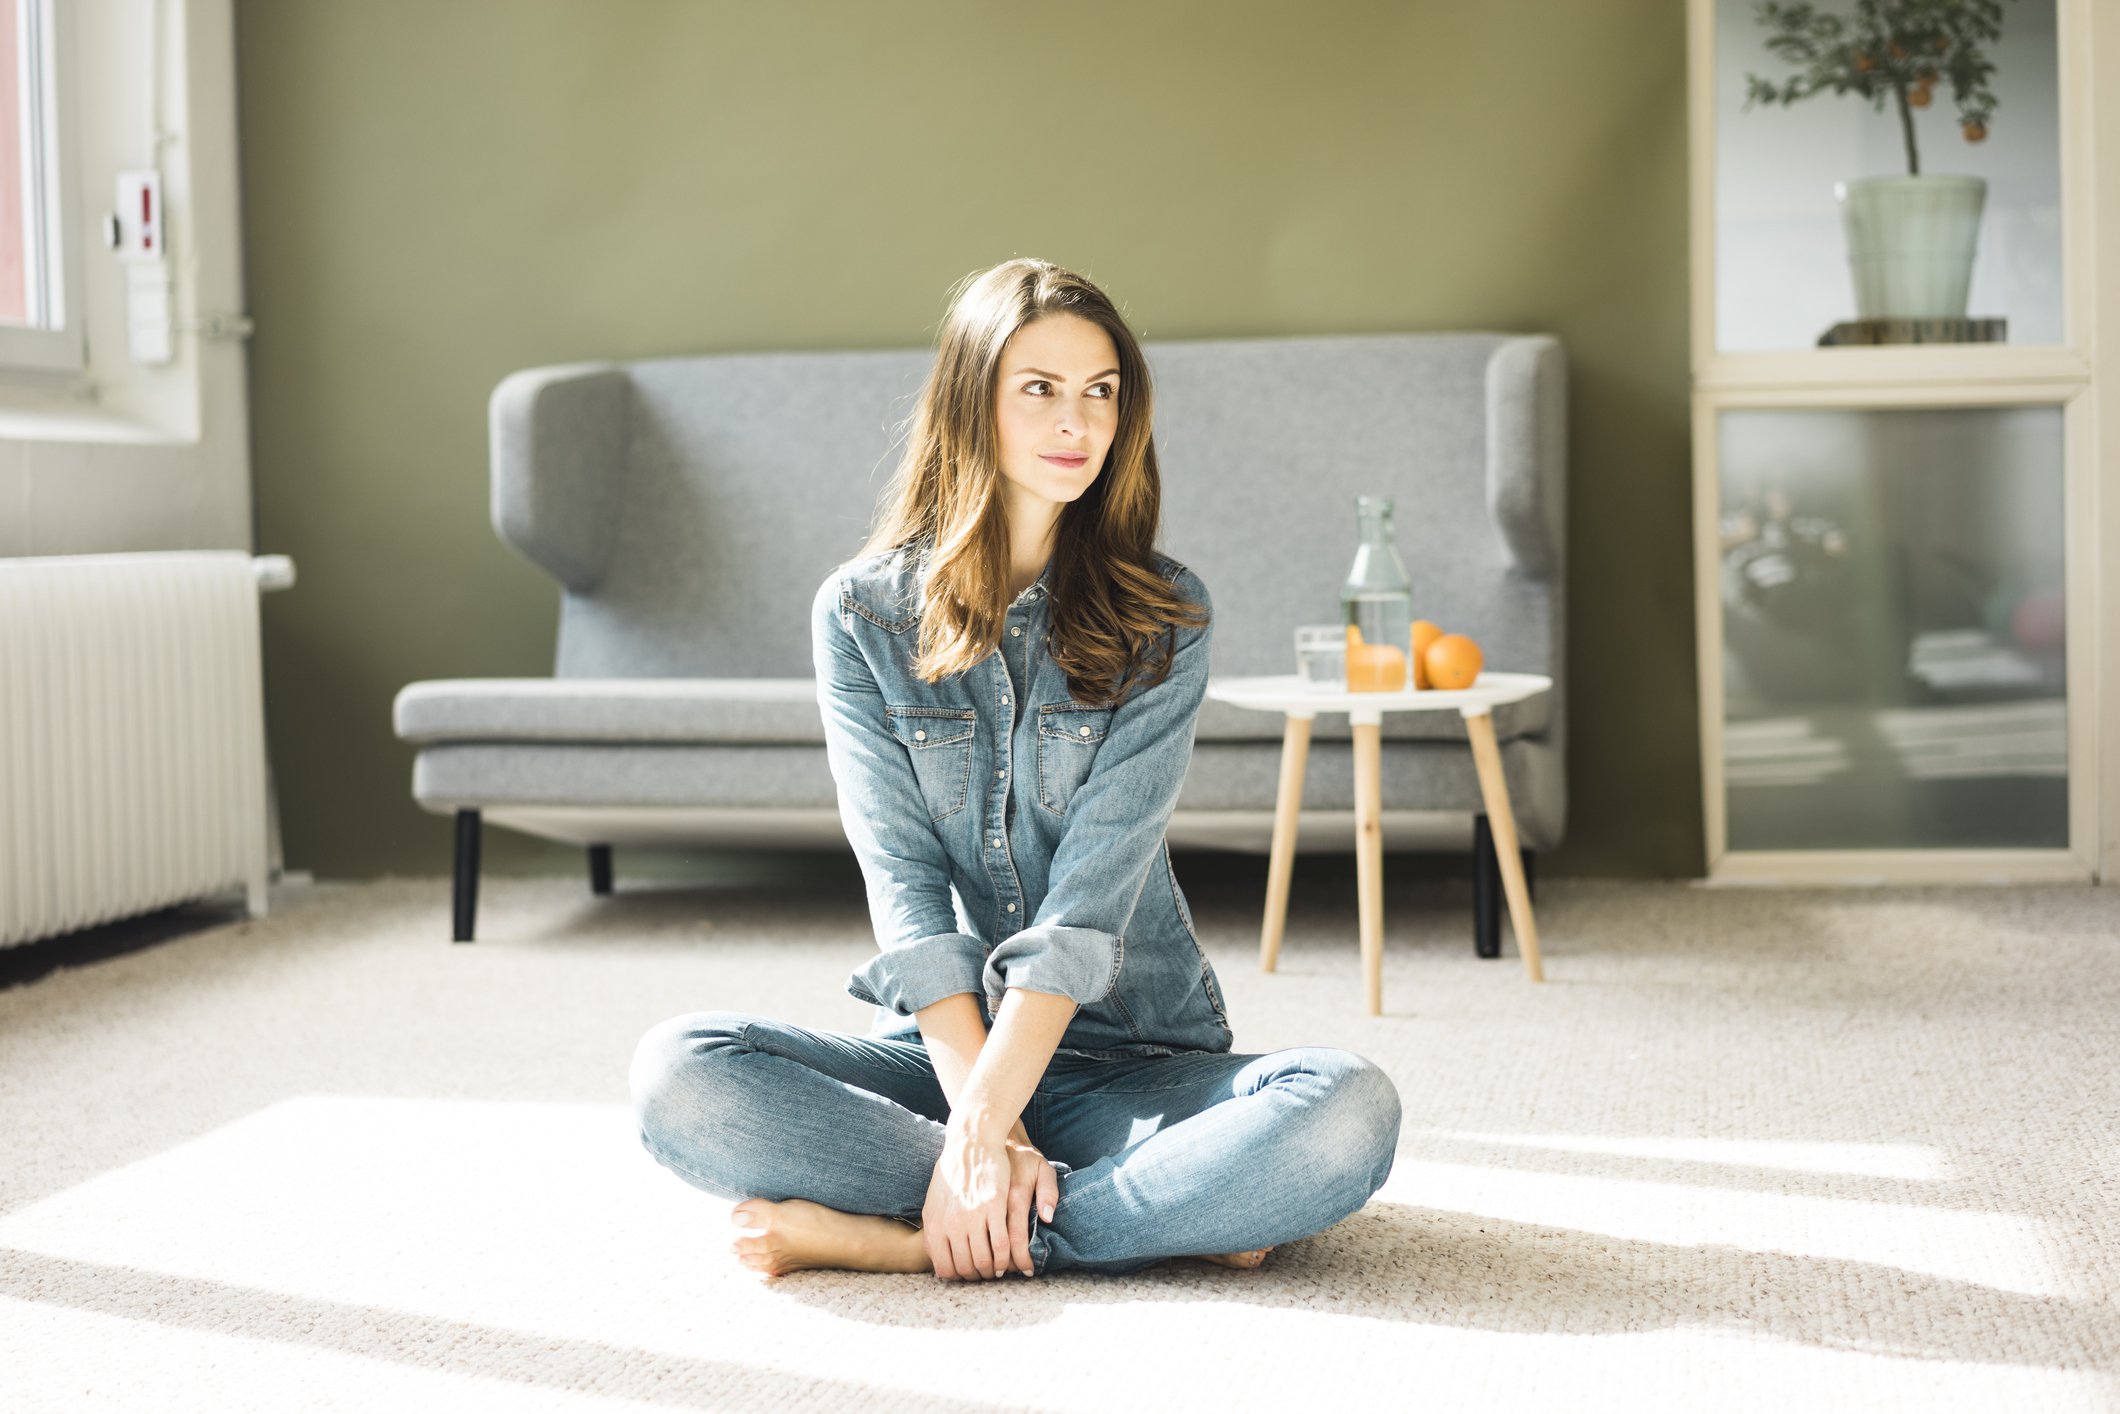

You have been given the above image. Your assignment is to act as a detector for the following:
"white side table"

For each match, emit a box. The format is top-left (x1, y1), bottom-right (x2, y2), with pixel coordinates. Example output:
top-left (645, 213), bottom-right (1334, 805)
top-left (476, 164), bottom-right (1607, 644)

top-left (1205, 672), bottom-right (1552, 1015)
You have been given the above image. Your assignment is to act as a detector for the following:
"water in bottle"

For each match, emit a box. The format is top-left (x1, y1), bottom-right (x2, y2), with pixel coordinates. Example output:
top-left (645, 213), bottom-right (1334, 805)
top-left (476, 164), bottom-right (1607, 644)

top-left (1341, 496), bottom-right (1413, 692)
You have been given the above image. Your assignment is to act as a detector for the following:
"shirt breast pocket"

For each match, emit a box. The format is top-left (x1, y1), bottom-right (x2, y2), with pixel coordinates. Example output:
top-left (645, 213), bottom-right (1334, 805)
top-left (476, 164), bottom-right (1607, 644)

top-left (885, 706), bottom-right (976, 822)
top-left (1037, 704), bottom-right (1114, 817)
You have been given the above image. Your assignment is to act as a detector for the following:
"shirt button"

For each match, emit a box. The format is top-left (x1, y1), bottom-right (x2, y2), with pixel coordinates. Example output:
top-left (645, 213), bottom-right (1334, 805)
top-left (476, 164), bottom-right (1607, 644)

top-left (1079, 725), bottom-right (1092, 737)
top-left (1001, 696), bottom-right (1010, 705)
top-left (913, 729), bottom-right (926, 741)
top-left (1010, 626), bottom-right (1022, 637)
top-left (996, 769), bottom-right (1006, 779)
top-left (991, 838), bottom-right (1002, 848)
top-left (1007, 902), bottom-right (1017, 912)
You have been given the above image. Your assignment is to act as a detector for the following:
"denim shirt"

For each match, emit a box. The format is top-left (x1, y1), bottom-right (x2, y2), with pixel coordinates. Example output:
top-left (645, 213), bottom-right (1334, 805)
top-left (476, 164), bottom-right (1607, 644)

top-left (809, 544), bottom-right (1234, 1060)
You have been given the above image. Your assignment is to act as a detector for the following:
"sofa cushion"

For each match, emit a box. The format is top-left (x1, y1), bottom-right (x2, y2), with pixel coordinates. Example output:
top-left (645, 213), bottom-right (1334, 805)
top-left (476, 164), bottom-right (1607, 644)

top-left (404, 735), bottom-right (1562, 852)
top-left (394, 676), bottom-right (1549, 747)
top-left (393, 678), bottom-right (827, 744)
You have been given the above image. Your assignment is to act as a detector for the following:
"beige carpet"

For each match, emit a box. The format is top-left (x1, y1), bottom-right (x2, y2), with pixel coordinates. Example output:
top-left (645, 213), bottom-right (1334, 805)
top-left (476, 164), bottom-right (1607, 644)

top-left (2, 861), bottom-right (2117, 1412)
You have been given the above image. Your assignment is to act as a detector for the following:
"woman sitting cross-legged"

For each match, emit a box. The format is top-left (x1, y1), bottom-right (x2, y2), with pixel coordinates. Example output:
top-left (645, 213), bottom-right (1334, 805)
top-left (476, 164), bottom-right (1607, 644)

top-left (628, 257), bottom-right (1402, 1281)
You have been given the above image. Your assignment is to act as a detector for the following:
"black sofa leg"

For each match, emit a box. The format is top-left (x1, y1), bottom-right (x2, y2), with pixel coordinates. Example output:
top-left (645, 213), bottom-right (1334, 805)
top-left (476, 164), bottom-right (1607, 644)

top-left (1474, 814), bottom-right (1500, 958)
top-left (1472, 814), bottom-right (1536, 958)
top-left (453, 808), bottom-right (481, 943)
top-left (589, 844), bottom-right (613, 896)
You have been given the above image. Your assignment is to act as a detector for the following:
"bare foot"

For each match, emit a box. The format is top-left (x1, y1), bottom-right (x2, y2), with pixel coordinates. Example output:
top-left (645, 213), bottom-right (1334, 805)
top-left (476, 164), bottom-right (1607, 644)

top-left (1180, 1247), bottom-right (1275, 1269)
top-left (730, 1198), bottom-right (931, 1279)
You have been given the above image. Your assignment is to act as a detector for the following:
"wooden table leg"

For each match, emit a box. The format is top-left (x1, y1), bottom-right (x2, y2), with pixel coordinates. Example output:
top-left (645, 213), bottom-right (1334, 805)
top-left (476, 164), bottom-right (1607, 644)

top-left (1259, 713), bottom-right (1312, 974)
top-left (1351, 718), bottom-right (1384, 1015)
top-left (1463, 709), bottom-right (1544, 982)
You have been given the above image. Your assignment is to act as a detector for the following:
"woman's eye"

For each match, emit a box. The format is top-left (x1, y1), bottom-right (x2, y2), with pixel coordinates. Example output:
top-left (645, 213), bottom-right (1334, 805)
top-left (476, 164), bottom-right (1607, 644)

top-left (1024, 381), bottom-right (1116, 399)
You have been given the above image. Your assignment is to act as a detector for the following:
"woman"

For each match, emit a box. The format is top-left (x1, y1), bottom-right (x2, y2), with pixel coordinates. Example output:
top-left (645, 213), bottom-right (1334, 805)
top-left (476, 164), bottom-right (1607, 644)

top-left (629, 259), bottom-right (1401, 1281)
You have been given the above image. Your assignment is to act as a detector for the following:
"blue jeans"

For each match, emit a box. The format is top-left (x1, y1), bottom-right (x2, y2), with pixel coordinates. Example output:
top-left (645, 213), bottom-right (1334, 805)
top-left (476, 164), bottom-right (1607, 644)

top-left (628, 1010), bottom-right (1403, 1277)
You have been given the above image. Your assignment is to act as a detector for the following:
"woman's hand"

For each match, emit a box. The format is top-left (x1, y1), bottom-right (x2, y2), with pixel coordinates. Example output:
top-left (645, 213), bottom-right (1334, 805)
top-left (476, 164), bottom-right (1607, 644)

top-left (999, 1126), bottom-right (1061, 1276)
top-left (924, 1119), bottom-right (1059, 1280)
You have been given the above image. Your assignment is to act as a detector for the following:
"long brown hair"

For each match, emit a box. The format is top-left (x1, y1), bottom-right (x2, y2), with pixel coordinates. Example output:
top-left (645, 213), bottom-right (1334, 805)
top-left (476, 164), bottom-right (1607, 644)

top-left (857, 258), bottom-right (1208, 706)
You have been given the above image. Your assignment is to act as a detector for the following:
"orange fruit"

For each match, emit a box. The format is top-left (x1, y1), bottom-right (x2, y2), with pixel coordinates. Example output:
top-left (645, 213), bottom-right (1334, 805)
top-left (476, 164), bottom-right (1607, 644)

top-left (1347, 643), bottom-right (1406, 692)
top-left (1344, 621), bottom-right (1406, 691)
top-left (1908, 86), bottom-right (1932, 107)
top-left (1424, 633), bottom-right (1483, 690)
top-left (1409, 620), bottom-right (1443, 689)
top-left (1963, 121), bottom-right (1986, 142)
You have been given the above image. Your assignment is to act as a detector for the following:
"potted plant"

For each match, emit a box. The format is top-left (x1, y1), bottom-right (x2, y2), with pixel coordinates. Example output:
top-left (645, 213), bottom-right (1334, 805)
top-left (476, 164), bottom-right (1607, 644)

top-left (1743, 0), bottom-right (2022, 323)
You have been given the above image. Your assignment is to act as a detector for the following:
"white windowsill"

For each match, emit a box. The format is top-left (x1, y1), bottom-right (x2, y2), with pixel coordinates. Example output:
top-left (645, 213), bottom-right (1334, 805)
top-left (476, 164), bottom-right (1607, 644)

top-left (0, 371), bottom-right (195, 445)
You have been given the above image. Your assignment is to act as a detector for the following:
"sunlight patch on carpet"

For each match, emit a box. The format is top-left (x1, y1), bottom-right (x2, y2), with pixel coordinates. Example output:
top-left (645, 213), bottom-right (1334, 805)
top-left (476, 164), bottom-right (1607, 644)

top-left (1373, 1160), bottom-right (2064, 1296)
top-left (1, 1095), bottom-right (2107, 1412)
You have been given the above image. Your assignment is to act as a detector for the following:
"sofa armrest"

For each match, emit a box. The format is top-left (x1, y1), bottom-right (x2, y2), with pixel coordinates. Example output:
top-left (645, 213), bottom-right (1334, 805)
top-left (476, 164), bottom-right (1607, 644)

top-left (488, 362), bottom-right (631, 593)
top-left (1484, 335), bottom-right (1566, 581)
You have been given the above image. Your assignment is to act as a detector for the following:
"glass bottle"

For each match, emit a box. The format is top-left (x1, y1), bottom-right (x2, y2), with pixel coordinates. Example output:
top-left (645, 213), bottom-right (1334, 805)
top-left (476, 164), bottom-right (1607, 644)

top-left (1341, 495), bottom-right (1412, 692)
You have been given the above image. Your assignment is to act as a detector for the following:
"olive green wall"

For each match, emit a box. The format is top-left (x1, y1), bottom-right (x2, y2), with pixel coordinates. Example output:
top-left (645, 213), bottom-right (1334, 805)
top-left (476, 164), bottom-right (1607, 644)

top-left (236, 0), bottom-right (1700, 882)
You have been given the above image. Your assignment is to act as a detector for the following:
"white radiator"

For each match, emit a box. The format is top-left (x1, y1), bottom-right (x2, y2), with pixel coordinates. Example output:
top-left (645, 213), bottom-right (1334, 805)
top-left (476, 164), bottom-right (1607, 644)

top-left (0, 551), bottom-right (287, 950)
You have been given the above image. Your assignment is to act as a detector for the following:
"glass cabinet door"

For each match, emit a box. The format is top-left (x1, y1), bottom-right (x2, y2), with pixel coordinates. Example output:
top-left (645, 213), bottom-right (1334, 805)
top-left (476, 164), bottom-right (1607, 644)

top-left (1716, 405), bottom-right (2067, 851)
top-left (1713, 0), bottom-right (2063, 352)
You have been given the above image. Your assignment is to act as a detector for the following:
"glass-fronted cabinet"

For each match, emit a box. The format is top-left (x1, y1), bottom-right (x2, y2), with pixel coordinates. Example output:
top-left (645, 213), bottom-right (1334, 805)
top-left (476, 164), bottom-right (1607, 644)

top-left (1689, 0), bottom-right (2100, 882)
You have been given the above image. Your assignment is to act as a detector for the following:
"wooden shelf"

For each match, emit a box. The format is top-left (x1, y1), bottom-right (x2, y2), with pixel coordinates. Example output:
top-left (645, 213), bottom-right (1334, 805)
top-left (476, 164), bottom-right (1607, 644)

top-left (1819, 317), bottom-right (2008, 347)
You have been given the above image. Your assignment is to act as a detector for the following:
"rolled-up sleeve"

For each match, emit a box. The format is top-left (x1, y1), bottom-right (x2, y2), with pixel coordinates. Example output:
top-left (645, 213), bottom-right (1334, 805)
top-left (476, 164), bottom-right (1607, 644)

top-left (982, 571), bottom-right (1212, 1012)
top-left (811, 571), bottom-right (988, 1015)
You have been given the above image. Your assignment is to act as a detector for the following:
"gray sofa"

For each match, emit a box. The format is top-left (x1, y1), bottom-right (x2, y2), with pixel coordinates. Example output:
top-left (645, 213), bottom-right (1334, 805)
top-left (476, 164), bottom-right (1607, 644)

top-left (392, 331), bottom-right (1567, 948)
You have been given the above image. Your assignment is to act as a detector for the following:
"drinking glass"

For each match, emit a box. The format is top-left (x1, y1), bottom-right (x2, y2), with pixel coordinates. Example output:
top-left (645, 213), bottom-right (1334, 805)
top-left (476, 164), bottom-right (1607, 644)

top-left (1294, 624), bottom-right (1346, 688)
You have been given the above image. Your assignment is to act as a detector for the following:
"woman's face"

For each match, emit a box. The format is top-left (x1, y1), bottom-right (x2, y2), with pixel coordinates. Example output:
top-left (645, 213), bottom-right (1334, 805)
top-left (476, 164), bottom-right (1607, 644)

top-left (991, 313), bottom-right (1121, 516)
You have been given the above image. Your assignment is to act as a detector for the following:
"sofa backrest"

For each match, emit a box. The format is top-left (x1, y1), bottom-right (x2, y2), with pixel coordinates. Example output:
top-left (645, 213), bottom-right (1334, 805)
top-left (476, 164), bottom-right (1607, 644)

top-left (490, 332), bottom-right (1565, 707)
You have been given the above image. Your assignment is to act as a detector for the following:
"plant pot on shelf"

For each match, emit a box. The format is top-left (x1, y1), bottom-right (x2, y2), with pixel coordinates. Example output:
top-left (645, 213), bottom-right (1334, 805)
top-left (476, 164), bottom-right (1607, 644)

top-left (1834, 174), bottom-right (1987, 320)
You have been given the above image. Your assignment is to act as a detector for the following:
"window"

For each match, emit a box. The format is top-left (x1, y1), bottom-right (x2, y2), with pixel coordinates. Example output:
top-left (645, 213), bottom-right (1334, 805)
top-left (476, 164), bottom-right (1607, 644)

top-left (0, 0), bottom-right (83, 375)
